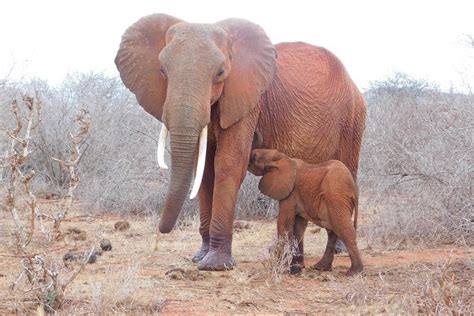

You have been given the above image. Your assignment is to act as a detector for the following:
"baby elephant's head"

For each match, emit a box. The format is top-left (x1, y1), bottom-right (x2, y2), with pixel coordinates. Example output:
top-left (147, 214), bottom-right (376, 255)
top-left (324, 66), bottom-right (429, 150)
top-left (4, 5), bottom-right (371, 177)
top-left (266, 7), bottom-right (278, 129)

top-left (249, 149), bottom-right (296, 200)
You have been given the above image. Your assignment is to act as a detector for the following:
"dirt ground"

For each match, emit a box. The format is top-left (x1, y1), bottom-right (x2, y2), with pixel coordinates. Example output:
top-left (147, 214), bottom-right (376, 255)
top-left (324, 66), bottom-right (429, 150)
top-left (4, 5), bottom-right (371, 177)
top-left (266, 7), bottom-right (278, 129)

top-left (0, 203), bottom-right (472, 314)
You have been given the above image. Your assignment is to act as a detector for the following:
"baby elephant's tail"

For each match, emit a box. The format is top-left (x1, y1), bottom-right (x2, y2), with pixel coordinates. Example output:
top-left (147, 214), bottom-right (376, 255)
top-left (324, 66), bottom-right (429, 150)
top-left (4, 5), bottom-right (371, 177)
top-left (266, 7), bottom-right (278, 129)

top-left (352, 195), bottom-right (359, 231)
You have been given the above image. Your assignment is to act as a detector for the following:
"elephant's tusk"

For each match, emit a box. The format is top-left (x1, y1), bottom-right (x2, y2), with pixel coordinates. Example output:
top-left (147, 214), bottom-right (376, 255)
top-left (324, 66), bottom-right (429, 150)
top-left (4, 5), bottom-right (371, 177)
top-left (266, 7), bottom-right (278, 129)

top-left (189, 125), bottom-right (208, 199)
top-left (157, 123), bottom-right (169, 169)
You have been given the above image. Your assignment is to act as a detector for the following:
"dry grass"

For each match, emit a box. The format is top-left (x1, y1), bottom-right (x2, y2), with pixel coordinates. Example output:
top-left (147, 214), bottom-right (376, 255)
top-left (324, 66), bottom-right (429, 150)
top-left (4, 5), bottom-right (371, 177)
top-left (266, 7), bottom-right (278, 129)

top-left (1, 210), bottom-right (472, 314)
top-left (342, 255), bottom-right (473, 314)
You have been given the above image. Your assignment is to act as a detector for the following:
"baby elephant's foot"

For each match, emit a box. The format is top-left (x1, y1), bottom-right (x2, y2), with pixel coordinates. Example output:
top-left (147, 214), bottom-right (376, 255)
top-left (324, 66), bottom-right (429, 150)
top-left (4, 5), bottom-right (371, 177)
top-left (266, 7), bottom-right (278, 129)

top-left (313, 260), bottom-right (332, 271)
top-left (344, 265), bottom-right (363, 276)
top-left (289, 264), bottom-right (303, 275)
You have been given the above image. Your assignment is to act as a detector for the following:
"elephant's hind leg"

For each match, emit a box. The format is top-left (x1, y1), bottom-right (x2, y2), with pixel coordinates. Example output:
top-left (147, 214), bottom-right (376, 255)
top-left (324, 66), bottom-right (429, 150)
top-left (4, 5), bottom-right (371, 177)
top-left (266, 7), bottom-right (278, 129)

top-left (329, 205), bottom-right (363, 275)
top-left (335, 225), bottom-right (363, 276)
top-left (313, 229), bottom-right (337, 271)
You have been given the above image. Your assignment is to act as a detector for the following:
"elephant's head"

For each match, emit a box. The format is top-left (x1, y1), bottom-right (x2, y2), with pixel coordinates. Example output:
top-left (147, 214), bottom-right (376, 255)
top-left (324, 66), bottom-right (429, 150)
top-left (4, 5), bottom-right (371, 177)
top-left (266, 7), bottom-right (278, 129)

top-left (115, 14), bottom-right (276, 233)
top-left (249, 149), bottom-right (296, 200)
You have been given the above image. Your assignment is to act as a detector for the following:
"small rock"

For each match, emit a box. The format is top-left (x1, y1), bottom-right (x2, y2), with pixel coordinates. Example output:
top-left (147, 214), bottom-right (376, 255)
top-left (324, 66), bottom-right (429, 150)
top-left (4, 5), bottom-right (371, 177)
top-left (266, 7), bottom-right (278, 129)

top-left (165, 268), bottom-right (206, 281)
top-left (165, 268), bottom-right (186, 280)
top-left (114, 221), bottom-right (130, 231)
top-left (63, 252), bottom-right (78, 262)
top-left (233, 221), bottom-right (250, 231)
top-left (86, 252), bottom-right (97, 263)
top-left (66, 227), bottom-right (87, 241)
top-left (100, 238), bottom-right (112, 251)
top-left (63, 250), bottom-right (97, 264)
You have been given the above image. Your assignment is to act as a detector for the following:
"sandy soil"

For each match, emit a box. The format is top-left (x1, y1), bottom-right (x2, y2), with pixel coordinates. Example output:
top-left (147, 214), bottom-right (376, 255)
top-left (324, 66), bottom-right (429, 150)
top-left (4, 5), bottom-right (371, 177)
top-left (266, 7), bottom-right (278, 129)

top-left (0, 204), bottom-right (472, 314)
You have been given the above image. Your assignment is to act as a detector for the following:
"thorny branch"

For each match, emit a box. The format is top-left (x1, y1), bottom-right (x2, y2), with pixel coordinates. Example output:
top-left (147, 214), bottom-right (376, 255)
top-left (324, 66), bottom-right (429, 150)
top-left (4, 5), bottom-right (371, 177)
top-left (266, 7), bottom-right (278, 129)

top-left (51, 108), bottom-right (91, 237)
top-left (3, 96), bottom-right (42, 248)
top-left (2, 97), bottom-right (92, 312)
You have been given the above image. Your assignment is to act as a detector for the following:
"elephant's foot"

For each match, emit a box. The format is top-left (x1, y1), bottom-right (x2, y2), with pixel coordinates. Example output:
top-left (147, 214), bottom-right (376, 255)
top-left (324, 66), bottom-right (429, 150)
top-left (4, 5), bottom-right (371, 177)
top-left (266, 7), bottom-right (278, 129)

top-left (290, 264), bottom-right (303, 275)
top-left (191, 245), bottom-right (209, 263)
top-left (197, 250), bottom-right (235, 271)
top-left (345, 264), bottom-right (363, 276)
top-left (191, 240), bottom-right (209, 263)
top-left (291, 253), bottom-right (305, 266)
top-left (334, 239), bottom-right (347, 254)
top-left (313, 259), bottom-right (332, 271)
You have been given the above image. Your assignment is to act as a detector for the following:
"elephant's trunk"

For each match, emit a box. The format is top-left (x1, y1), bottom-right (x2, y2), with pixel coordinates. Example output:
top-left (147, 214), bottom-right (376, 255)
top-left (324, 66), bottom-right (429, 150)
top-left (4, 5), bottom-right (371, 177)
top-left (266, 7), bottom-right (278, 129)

top-left (159, 129), bottom-right (199, 233)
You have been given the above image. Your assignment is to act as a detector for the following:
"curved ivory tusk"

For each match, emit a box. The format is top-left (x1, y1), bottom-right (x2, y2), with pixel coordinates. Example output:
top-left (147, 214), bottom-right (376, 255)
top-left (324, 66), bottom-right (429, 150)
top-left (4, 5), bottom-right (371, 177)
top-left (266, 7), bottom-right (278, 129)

top-left (157, 123), bottom-right (169, 169)
top-left (189, 125), bottom-right (208, 199)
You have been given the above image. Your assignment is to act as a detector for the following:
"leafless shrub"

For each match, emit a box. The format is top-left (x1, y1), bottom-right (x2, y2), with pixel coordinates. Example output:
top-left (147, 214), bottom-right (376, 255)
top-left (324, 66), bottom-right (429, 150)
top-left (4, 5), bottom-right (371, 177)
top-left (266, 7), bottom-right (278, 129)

top-left (1, 95), bottom-right (94, 313)
top-left (360, 73), bottom-right (473, 246)
top-left (51, 108), bottom-right (90, 238)
top-left (3, 96), bottom-right (42, 248)
top-left (1, 73), bottom-right (273, 219)
top-left (414, 257), bottom-right (473, 314)
top-left (0, 74), bottom-right (170, 215)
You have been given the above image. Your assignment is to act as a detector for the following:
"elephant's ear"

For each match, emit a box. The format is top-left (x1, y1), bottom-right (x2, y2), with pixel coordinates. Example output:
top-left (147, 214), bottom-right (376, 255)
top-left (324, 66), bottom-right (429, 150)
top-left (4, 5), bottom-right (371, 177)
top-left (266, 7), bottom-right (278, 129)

top-left (258, 155), bottom-right (296, 200)
top-left (115, 14), bottom-right (182, 121)
top-left (216, 19), bottom-right (277, 129)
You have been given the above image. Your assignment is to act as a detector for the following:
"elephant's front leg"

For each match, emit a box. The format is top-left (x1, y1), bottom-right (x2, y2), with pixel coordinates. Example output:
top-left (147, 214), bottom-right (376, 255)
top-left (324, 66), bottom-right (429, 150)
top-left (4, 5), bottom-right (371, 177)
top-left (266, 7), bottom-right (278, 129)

top-left (290, 215), bottom-right (308, 274)
top-left (192, 143), bottom-right (216, 263)
top-left (276, 198), bottom-right (297, 273)
top-left (197, 116), bottom-right (258, 271)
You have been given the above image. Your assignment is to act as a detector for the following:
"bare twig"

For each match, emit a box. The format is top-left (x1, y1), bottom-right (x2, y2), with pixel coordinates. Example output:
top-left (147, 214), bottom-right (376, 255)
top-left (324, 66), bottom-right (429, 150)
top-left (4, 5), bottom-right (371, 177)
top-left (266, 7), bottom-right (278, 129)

top-left (2, 97), bottom-right (92, 313)
top-left (51, 108), bottom-right (90, 237)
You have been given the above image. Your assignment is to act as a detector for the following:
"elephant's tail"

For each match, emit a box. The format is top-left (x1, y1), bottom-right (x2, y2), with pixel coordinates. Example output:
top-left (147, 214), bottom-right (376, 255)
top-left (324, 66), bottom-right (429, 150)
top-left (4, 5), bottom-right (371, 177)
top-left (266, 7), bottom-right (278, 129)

top-left (352, 195), bottom-right (358, 231)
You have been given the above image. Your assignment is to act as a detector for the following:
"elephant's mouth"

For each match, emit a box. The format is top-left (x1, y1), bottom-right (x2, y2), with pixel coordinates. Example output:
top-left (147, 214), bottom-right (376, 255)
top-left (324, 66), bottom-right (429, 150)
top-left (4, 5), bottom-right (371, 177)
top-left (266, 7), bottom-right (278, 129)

top-left (157, 123), bottom-right (208, 200)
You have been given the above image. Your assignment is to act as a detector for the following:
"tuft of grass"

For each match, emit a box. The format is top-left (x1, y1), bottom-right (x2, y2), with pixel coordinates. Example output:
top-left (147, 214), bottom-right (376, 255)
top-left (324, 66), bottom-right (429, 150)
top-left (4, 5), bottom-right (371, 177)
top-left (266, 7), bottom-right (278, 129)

top-left (261, 235), bottom-right (298, 283)
top-left (342, 255), bottom-right (474, 314)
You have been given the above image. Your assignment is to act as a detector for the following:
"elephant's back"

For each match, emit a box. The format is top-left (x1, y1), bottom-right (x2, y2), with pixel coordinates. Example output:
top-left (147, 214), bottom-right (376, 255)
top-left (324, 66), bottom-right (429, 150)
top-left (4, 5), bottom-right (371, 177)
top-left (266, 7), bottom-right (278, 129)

top-left (258, 42), bottom-right (358, 164)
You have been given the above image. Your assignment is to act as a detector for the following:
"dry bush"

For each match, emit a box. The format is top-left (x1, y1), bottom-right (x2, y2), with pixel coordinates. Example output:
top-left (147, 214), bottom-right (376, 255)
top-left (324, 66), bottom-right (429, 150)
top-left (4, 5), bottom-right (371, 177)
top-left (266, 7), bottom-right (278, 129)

top-left (1, 73), bottom-right (275, 220)
top-left (359, 73), bottom-right (473, 246)
top-left (0, 74), bottom-right (170, 215)
top-left (342, 256), bottom-right (473, 314)
top-left (3, 71), bottom-right (472, 242)
top-left (1, 96), bottom-right (94, 313)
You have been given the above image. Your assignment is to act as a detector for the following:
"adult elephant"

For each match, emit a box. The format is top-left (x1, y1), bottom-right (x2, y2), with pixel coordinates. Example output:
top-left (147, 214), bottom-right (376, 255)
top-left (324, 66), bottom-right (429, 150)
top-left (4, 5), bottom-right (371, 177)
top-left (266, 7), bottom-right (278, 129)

top-left (115, 13), bottom-right (366, 270)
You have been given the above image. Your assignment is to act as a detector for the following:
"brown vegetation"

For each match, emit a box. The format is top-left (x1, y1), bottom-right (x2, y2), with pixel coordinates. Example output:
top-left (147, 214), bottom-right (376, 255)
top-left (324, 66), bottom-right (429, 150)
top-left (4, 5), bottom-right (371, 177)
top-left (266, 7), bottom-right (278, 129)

top-left (0, 71), bottom-right (472, 313)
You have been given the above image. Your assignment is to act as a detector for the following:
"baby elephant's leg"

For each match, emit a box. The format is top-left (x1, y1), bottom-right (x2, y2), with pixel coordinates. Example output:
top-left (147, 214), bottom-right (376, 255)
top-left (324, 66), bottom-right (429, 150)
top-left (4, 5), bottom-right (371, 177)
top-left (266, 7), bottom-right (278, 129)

top-left (313, 229), bottom-right (338, 271)
top-left (290, 215), bottom-right (308, 274)
top-left (323, 198), bottom-right (363, 275)
top-left (336, 225), bottom-right (363, 276)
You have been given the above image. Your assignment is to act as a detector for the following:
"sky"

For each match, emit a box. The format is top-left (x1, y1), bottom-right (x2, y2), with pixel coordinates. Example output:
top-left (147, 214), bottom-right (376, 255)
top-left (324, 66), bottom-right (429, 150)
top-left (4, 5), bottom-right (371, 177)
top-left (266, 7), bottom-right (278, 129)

top-left (0, 0), bottom-right (472, 92)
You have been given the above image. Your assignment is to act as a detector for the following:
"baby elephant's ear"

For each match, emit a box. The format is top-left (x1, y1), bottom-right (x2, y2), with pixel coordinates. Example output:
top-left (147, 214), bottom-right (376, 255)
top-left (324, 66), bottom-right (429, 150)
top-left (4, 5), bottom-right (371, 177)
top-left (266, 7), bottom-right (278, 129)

top-left (258, 158), bottom-right (296, 200)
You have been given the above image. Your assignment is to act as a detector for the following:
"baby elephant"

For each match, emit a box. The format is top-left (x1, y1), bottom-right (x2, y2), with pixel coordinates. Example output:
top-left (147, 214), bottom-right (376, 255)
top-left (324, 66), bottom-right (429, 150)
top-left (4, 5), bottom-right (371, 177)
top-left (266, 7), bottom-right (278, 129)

top-left (249, 149), bottom-right (363, 276)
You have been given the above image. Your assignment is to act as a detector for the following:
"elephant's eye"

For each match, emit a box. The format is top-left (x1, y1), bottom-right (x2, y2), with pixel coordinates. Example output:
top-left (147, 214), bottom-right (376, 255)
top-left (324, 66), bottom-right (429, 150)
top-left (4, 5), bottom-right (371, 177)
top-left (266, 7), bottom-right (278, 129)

top-left (159, 66), bottom-right (167, 79)
top-left (215, 67), bottom-right (225, 79)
